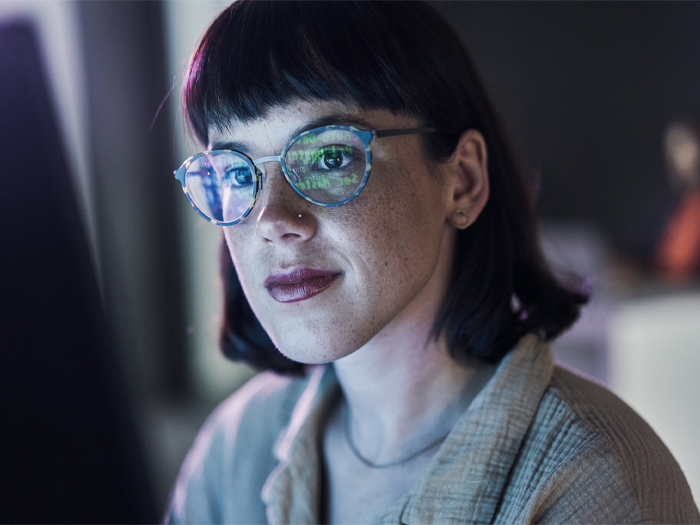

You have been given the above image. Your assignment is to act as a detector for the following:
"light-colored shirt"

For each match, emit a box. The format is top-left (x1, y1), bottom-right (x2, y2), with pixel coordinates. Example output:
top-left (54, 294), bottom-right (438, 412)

top-left (167, 334), bottom-right (699, 523)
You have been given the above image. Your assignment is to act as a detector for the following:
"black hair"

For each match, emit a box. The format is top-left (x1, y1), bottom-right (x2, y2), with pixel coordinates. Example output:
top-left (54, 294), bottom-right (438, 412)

top-left (183, 0), bottom-right (588, 375)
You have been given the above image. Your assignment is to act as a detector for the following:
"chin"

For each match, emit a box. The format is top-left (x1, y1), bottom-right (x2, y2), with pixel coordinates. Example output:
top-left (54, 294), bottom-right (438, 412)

top-left (269, 324), bottom-right (367, 365)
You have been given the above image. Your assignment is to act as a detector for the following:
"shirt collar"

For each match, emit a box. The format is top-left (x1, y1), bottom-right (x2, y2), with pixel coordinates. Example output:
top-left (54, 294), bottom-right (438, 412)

top-left (261, 334), bottom-right (553, 525)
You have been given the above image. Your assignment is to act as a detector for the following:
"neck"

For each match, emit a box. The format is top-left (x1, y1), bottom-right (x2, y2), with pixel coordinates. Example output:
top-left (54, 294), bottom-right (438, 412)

top-left (334, 339), bottom-right (482, 465)
top-left (331, 231), bottom-right (492, 465)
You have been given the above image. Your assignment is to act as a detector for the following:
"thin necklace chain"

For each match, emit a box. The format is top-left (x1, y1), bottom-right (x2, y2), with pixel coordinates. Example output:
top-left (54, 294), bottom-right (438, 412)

top-left (343, 405), bottom-right (451, 469)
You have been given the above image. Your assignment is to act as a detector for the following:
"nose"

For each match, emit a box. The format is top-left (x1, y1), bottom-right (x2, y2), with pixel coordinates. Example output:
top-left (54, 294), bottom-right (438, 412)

top-left (255, 164), bottom-right (317, 244)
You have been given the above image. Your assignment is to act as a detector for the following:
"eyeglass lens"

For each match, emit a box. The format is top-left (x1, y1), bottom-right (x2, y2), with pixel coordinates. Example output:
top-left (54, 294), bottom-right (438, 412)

top-left (185, 151), bottom-right (257, 223)
top-left (184, 128), bottom-right (368, 223)
top-left (284, 128), bottom-right (366, 205)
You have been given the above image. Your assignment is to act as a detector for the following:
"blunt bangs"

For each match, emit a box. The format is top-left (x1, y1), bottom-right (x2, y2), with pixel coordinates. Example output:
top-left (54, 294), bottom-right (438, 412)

top-left (184, 1), bottom-right (474, 145)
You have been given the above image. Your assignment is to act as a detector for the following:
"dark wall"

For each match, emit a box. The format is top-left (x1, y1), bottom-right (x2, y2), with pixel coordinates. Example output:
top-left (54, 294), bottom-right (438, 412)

top-left (436, 2), bottom-right (700, 251)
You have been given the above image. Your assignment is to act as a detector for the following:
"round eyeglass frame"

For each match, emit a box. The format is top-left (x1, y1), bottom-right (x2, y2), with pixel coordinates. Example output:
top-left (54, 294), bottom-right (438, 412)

top-left (173, 125), bottom-right (436, 226)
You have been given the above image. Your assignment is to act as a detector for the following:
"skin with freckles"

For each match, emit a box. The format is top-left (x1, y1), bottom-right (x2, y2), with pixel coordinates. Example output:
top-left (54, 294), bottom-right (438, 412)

top-left (211, 99), bottom-right (491, 524)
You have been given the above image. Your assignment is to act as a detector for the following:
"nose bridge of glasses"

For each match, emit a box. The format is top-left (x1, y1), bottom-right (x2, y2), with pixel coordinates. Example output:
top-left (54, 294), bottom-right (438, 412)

top-left (252, 155), bottom-right (282, 167)
top-left (252, 154), bottom-right (298, 193)
top-left (252, 155), bottom-right (283, 186)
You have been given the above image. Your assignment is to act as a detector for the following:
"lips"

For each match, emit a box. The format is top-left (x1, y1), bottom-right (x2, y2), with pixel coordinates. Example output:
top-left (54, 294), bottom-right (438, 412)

top-left (264, 268), bottom-right (342, 303)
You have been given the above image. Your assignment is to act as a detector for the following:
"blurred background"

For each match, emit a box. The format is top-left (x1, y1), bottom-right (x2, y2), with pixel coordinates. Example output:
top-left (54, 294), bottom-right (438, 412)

top-left (0, 1), bottom-right (698, 521)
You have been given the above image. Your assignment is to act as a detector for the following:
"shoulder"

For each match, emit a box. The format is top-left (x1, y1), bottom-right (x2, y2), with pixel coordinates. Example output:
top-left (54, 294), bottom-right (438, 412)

top-left (500, 365), bottom-right (699, 523)
top-left (166, 371), bottom-right (311, 524)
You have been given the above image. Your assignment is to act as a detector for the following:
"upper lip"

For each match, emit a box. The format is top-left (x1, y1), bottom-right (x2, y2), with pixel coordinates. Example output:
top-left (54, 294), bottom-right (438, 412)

top-left (264, 267), bottom-right (341, 287)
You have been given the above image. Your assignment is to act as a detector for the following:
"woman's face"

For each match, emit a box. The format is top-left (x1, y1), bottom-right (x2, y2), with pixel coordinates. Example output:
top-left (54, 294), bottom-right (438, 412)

top-left (211, 100), bottom-right (458, 364)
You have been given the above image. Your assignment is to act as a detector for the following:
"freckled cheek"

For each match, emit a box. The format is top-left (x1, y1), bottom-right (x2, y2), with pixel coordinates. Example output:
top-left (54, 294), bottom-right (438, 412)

top-left (348, 178), bottom-right (430, 285)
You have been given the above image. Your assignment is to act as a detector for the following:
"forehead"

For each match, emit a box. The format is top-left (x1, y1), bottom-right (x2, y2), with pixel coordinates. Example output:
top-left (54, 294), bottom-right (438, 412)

top-left (206, 100), bottom-right (417, 156)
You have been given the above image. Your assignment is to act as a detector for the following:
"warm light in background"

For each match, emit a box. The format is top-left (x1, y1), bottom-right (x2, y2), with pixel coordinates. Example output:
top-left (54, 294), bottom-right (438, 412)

top-left (666, 123), bottom-right (700, 186)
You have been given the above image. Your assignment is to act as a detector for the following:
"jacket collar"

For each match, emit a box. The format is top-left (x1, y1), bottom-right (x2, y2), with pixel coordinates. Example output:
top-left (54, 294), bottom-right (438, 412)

top-left (397, 334), bottom-right (553, 524)
top-left (261, 365), bottom-right (339, 524)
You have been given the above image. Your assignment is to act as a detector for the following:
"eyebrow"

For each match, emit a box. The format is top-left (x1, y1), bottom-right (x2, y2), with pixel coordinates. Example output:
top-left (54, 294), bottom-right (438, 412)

top-left (208, 113), bottom-right (376, 153)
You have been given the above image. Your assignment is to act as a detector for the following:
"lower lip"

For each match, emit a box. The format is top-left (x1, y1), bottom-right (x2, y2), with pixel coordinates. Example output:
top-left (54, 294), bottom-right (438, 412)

top-left (266, 274), bottom-right (341, 303)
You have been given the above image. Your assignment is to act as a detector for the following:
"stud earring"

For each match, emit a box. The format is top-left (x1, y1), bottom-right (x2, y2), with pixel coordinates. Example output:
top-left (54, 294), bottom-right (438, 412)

top-left (297, 213), bottom-right (302, 219)
top-left (452, 209), bottom-right (470, 230)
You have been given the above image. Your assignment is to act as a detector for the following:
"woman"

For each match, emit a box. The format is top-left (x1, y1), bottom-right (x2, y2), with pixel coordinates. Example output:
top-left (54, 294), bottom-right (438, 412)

top-left (167, 2), bottom-right (699, 523)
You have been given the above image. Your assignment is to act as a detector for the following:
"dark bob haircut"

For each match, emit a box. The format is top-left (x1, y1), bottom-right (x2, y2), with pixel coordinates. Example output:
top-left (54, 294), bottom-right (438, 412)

top-left (183, 0), bottom-right (588, 375)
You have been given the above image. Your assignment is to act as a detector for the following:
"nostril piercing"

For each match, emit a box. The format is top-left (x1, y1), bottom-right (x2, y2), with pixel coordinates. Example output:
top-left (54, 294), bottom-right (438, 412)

top-left (298, 214), bottom-right (302, 218)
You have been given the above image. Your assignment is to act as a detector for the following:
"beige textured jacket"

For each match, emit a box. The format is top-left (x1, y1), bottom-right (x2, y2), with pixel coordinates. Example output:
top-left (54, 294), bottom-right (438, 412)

top-left (167, 335), bottom-right (699, 523)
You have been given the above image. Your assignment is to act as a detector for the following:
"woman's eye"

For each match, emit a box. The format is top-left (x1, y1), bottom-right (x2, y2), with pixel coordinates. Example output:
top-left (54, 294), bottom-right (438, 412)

top-left (314, 145), bottom-right (353, 170)
top-left (323, 151), bottom-right (344, 169)
top-left (226, 167), bottom-right (253, 186)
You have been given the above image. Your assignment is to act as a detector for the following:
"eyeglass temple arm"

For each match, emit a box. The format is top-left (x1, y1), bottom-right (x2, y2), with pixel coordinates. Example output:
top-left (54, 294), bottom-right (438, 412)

top-left (372, 127), bottom-right (438, 139)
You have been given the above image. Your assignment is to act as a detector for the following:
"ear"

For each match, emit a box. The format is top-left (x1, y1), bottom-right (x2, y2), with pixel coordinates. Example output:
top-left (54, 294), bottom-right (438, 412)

top-left (442, 129), bottom-right (489, 229)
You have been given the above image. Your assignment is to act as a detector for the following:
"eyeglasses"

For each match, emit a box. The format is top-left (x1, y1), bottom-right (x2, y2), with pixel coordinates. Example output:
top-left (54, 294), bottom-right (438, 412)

top-left (173, 125), bottom-right (436, 226)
